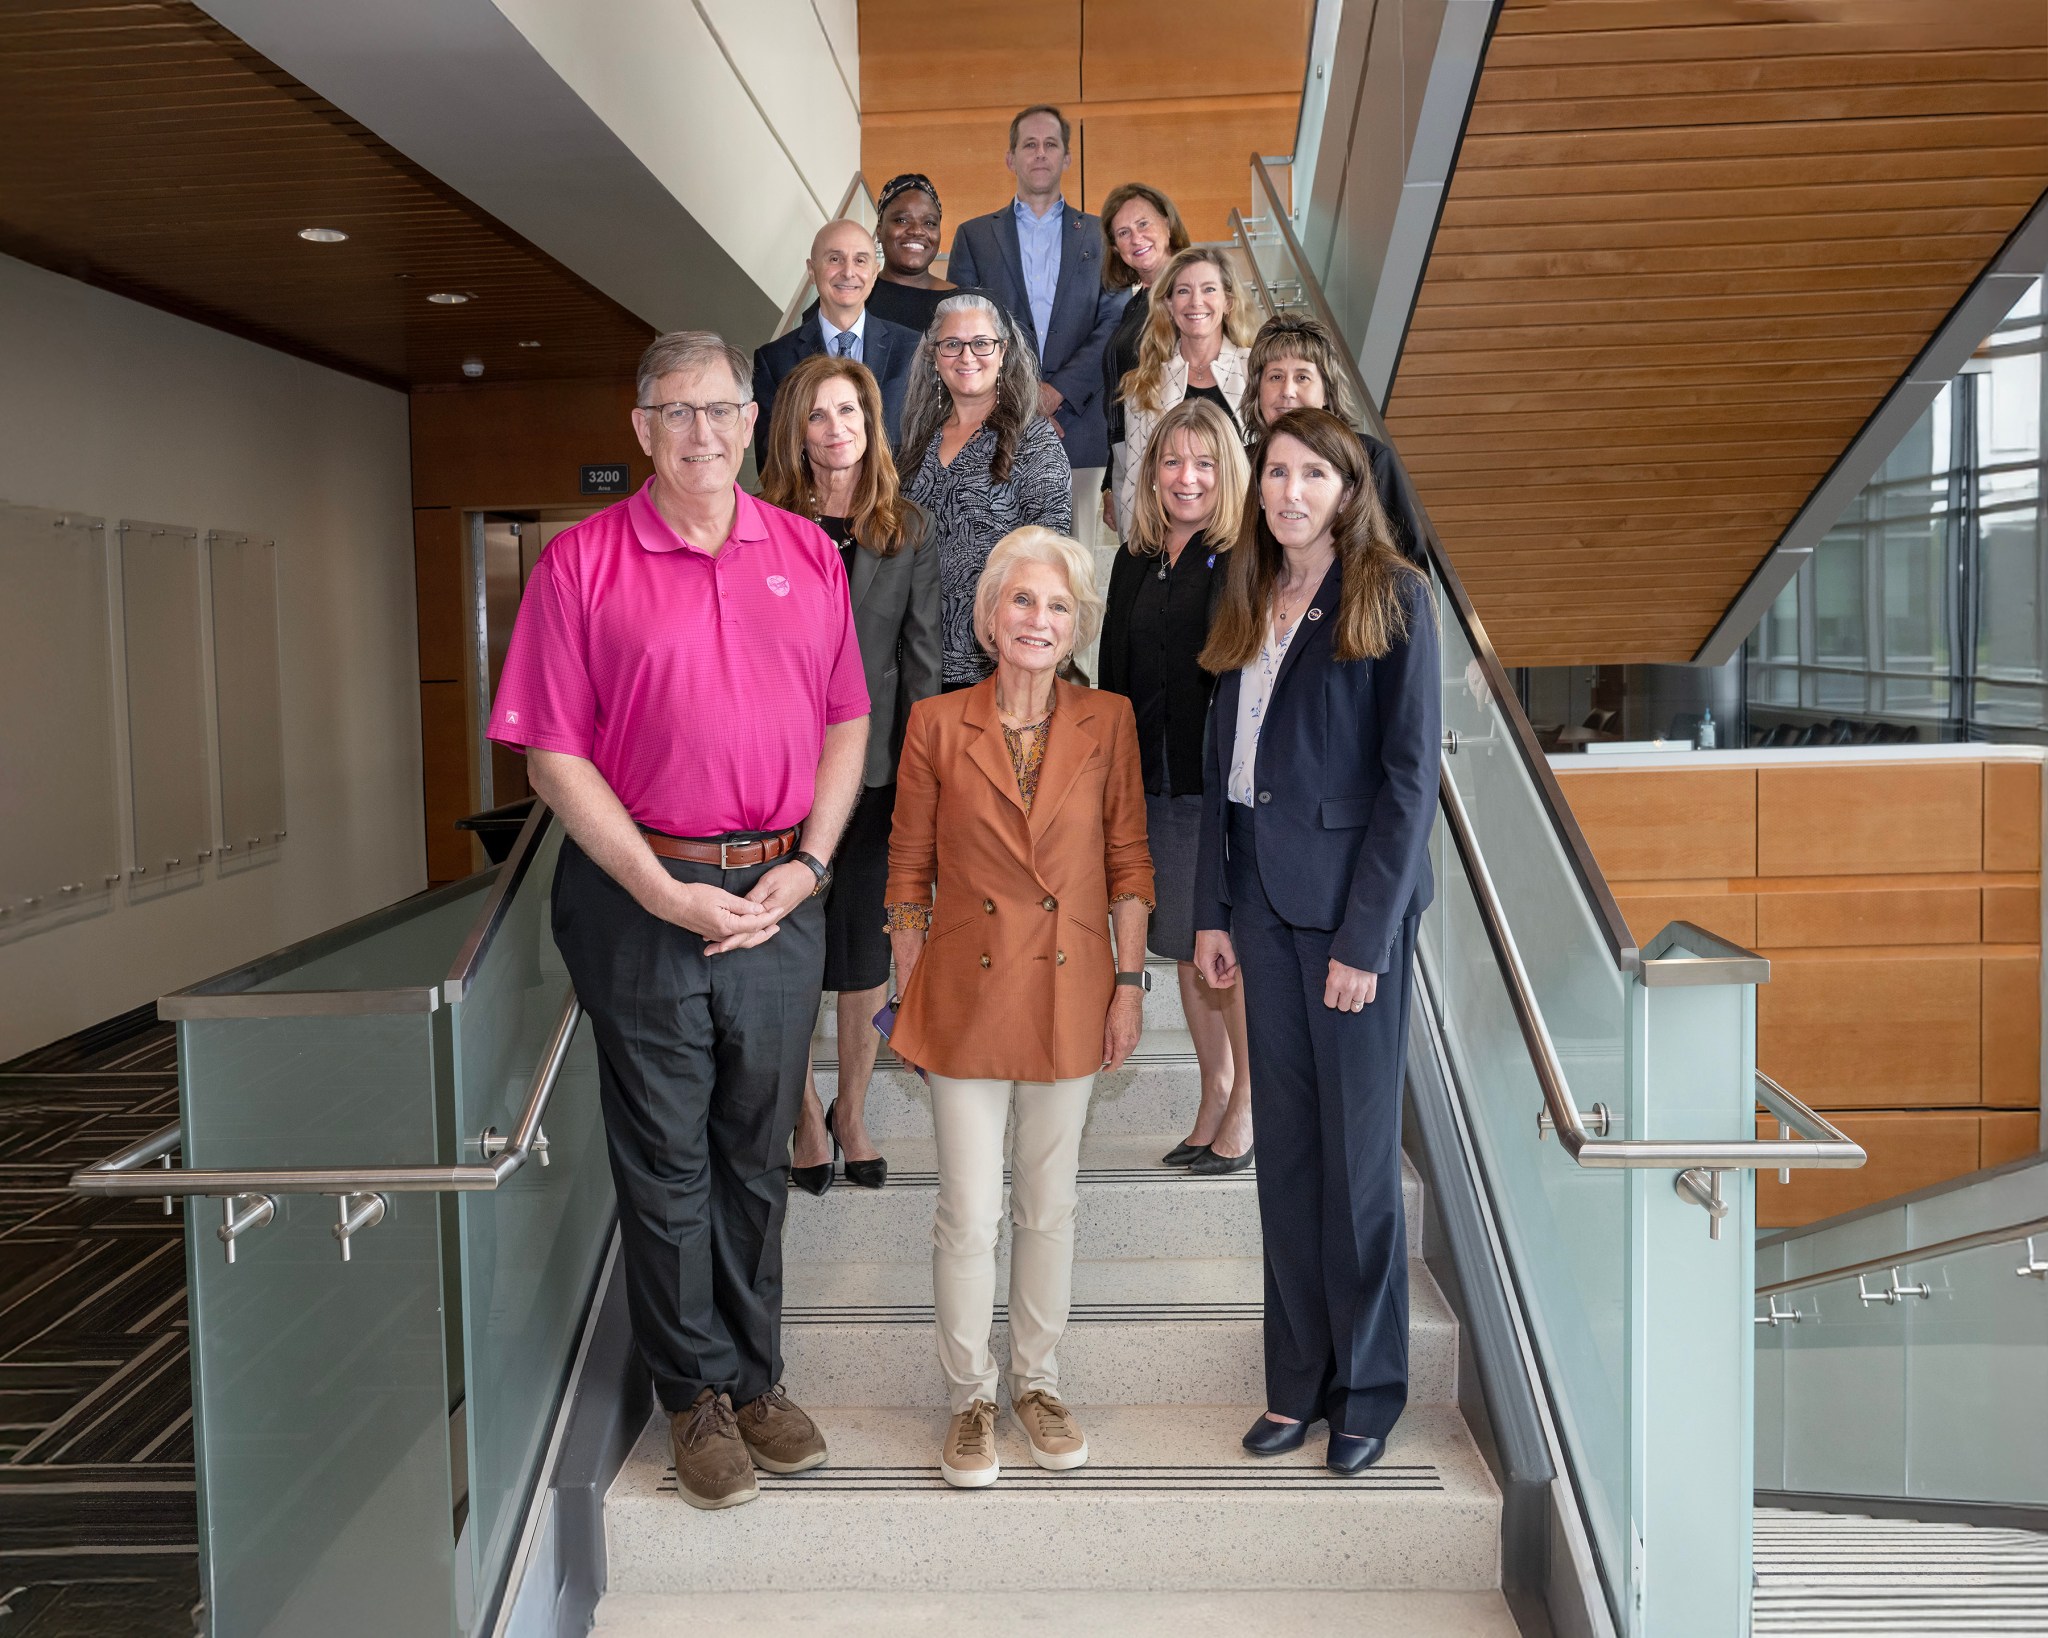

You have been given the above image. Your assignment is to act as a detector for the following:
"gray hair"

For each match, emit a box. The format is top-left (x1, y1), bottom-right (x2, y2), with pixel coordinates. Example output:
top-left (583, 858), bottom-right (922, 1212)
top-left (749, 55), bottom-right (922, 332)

top-left (972, 527), bottom-right (1105, 661)
top-left (899, 295), bottom-right (1042, 484)
top-left (636, 330), bottom-right (752, 406)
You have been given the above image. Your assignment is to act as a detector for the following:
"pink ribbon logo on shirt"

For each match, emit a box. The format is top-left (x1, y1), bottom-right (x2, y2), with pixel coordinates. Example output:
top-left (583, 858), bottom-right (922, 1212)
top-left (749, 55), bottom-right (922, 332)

top-left (766, 575), bottom-right (791, 597)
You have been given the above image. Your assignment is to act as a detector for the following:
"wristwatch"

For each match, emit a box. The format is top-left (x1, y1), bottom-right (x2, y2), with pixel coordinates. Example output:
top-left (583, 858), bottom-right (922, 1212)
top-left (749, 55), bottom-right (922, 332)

top-left (1114, 969), bottom-right (1152, 991)
top-left (793, 850), bottom-right (833, 898)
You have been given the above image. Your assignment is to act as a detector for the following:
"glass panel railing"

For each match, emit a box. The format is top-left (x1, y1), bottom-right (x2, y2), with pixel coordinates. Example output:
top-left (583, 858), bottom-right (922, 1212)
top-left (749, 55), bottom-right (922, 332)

top-left (86, 805), bottom-right (610, 1637)
top-left (447, 818), bottom-right (613, 1616)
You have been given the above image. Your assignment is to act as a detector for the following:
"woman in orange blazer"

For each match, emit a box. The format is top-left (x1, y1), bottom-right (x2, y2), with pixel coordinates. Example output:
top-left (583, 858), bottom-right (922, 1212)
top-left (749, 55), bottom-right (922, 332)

top-left (886, 525), bottom-right (1154, 1490)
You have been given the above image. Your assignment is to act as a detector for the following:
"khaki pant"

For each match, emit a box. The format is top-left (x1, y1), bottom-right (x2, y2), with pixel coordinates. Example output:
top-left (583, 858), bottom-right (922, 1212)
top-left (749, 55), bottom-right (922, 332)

top-left (928, 1071), bottom-right (1096, 1412)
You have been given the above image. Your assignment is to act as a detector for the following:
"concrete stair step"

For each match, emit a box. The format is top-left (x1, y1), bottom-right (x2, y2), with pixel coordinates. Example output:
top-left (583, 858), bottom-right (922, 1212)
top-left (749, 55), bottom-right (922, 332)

top-left (777, 1255), bottom-right (1460, 1409)
top-left (604, 1402), bottom-right (1501, 1594)
top-left (594, 1588), bottom-right (1520, 1635)
top-left (783, 1135), bottom-right (1423, 1265)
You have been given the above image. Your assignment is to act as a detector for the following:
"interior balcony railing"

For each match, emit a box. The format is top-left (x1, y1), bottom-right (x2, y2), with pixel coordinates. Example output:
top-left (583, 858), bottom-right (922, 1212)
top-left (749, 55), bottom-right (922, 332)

top-left (1230, 152), bottom-right (1866, 1638)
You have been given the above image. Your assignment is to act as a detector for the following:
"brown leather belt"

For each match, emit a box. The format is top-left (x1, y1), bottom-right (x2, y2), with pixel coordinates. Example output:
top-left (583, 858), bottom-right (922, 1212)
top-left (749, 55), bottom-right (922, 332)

top-left (640, 826), bottom-right (800, 869)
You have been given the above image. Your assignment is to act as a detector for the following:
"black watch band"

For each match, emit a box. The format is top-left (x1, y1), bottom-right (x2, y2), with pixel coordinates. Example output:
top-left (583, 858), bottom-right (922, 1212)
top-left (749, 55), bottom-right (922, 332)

top-left (794, 850), bottom-right (832, 897)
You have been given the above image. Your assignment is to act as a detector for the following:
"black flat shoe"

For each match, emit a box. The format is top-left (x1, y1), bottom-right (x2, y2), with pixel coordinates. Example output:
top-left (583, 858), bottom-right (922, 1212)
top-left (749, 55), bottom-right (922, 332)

top-left (1160, 1141), bottom-right (1211, 1168)
top-left (1189, 1144), bottom-right (1254, 1176)
top-left (1327, 1433), bottom-right (1386, 1475)
top-left (1242, 1414), bottom-right (1309, 1456)
top-left (827, 1097), bottom-right (888, 1189)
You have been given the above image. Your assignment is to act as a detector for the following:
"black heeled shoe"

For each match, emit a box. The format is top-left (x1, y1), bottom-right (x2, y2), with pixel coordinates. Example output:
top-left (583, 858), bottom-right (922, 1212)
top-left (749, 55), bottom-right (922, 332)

top-left (1327, 1433), bottom-right (1386, 1475)
top-left (1241, 1413), bottom-right (1310, 1456)
top-left (831, 1098), bottom-right (888, 1190)
top-left (1160, 1139), bottom-right (1211, 1168)
top-left (789, 1102), bottom-right (834, 1197)
top-left (1189, 1143), bottom-right (1254, 1176)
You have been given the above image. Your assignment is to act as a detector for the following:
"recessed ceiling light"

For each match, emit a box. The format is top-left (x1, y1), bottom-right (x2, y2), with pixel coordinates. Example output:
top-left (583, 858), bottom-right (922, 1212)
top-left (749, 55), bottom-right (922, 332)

top-left (298, 227), bottom-right (348, 243)
top-left (518, 340), bottom-right (541, 349)
top-left (427, 291), bottom-right (471, 305)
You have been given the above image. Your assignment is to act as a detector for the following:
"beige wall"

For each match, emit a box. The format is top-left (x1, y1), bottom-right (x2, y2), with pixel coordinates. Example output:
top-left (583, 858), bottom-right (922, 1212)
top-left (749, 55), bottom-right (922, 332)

top-left (0, 254), bottom-right (424, 1060)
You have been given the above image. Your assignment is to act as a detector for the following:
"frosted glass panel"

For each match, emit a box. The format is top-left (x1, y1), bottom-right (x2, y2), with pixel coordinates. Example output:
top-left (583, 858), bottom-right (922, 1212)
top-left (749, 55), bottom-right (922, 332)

top-left (119, 519), bottom-right (210, 881)
top-left (209, 531), bottom-right (286, 856)
top-left (0, 503), bottom-right (119, 930)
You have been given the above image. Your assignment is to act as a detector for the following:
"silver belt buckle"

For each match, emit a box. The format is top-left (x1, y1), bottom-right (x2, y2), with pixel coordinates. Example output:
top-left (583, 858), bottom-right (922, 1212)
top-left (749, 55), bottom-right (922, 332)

top-left (718, 838), bottom-right (741, 870)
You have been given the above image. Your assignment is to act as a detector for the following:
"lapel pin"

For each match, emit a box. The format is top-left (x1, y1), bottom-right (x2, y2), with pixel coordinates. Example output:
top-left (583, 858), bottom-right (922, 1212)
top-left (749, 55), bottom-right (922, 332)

top-left (1306, 607), bottom-right (1323, 621)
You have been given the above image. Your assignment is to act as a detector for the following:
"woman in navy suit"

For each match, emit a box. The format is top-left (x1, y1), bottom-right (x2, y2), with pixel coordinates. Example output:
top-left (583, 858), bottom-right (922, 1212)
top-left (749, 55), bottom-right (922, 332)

top-left (1191, 407), bottom-right (1439, 1475)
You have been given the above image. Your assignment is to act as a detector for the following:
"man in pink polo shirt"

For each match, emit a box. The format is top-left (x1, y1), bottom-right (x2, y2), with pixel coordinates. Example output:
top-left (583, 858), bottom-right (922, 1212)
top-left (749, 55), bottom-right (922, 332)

top-left (490, 331), bottom-right (869, 1510)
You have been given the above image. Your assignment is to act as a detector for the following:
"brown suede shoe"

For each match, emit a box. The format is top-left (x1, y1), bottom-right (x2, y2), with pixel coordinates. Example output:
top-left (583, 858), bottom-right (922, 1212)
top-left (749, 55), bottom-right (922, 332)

top-left (734, 1384), bottom-right (827, 1474)
top-left (670, 1388), bottom-right (758, 1510)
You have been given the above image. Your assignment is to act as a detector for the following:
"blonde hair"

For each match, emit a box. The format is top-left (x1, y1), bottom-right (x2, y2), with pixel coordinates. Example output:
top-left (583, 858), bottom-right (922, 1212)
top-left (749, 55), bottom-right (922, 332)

top-left (972, 527), bottom-right (1105, 662)
top-left (1126, 399), bottom-right (1249, 557)
top-left (1120, 248), bottom-right (1257, 415)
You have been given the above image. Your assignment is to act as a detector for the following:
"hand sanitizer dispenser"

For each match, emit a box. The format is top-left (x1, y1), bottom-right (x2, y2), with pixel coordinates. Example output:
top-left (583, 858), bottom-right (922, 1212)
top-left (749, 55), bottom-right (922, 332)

top-left (1697, 709), bottom-right (1718, 750)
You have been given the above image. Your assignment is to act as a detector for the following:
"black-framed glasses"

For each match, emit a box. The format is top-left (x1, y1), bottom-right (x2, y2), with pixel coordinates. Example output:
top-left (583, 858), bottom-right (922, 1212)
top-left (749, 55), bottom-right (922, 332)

top-left (935, 336), bottom-right (1004, 359)
top-left (638, 400), bottom-right (744, 432)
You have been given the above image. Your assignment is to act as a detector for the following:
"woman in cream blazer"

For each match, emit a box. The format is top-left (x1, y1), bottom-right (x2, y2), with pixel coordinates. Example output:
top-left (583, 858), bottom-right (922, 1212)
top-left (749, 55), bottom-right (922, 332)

top-left (1112, 246), bottom-right (1255, 530)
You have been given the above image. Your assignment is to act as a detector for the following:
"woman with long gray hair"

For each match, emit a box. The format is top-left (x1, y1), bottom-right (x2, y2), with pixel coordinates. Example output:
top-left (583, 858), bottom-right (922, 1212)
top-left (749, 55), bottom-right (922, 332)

top-left (901, 293), bottom-right (1073, 690)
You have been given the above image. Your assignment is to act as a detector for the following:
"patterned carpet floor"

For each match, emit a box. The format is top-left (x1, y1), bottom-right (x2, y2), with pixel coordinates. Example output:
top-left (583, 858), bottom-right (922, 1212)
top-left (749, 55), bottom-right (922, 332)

top-left (0, 1007), bottom-right (199, 1637)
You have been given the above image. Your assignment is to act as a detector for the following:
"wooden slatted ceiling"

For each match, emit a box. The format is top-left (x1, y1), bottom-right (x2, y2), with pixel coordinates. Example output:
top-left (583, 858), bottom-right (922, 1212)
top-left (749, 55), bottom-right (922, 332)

top-left (1384, 0), bottom-right (2048, 667)
top-left (0, 0), bottom-right (652, 388)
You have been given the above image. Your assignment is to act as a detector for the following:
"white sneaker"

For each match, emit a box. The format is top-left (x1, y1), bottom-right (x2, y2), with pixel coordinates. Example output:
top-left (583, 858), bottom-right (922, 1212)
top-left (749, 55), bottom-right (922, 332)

top-left (1012, 1389), bottom-right (1089, 1470)
top-left (941, 1399), bottom-right (1000, 1488)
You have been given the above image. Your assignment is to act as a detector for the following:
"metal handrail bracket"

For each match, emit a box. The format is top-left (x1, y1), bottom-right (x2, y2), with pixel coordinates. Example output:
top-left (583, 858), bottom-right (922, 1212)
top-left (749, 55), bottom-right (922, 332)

top-left (70, 995), bottom-right (581, 1200)
top-left (1232, 156), bottom-right (1640, 974)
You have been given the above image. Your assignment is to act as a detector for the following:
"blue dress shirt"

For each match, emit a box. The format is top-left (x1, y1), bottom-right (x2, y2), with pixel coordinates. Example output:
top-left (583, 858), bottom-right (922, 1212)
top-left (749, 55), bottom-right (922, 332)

top-left (1012, 196), bottom-right (1065, 355)
top-left (819, 310), bottom-right (866, 362)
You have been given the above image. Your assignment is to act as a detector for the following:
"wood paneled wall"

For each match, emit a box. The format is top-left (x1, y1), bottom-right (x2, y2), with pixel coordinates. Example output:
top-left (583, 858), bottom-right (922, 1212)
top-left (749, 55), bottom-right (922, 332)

top-left (857, 0), bottom-right (1312, 242)
top-left (1554, 755), bottom-right (2044, 1227)
top-left (409, 380), bottom-right (652, 881)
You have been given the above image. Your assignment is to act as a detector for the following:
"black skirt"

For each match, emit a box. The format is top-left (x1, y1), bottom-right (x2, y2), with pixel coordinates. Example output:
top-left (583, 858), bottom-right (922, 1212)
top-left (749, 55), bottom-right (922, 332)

top-left (822, 781), bottom-right (896, 993)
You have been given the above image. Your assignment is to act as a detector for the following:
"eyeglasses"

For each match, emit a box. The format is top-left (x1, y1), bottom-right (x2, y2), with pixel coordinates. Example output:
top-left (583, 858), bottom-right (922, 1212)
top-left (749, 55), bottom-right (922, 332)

top-left (638, 400), bottom-right (744, 432)
top-left (935, 336), bottom-right (1004, 359)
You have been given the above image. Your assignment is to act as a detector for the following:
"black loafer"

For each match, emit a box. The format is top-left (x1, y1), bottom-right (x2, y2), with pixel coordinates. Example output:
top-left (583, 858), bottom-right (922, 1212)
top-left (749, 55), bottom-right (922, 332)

top-left (1190, 1144), bottom-right (1254, 1176)
top-left (1242, 1414), bottom-right (1309, 1456)
top-left (1327, 1433), bottom-right (1386, 1475)
top-left (1160, 1141), bottom-right (1210, 1168)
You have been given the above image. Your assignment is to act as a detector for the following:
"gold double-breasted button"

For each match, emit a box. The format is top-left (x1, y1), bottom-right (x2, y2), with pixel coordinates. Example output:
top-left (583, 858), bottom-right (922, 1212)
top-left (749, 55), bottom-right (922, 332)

top-left (1056, 950), bottom-right (1067, 965)
top-left (1041, 895), bottom-right (1057, 911)
top-left (979, 954), bottom-right (991, 968)
top-left (983, 899), bottom-right (996, 914)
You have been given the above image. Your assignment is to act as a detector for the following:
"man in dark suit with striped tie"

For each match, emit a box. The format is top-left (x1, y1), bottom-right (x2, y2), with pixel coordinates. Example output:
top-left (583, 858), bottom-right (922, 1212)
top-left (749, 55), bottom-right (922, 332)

top-left (753, 218), bottom-right (919, 464)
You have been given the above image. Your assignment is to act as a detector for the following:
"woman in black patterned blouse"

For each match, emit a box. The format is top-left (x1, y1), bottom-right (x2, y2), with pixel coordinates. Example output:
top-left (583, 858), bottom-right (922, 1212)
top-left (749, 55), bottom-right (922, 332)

top-left (900, 294), bottom-right (1074, 691)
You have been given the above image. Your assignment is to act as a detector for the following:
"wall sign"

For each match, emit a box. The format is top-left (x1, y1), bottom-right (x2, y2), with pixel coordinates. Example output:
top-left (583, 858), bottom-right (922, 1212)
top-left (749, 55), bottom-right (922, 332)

top-left (580, 464), bottom-right (632, 496)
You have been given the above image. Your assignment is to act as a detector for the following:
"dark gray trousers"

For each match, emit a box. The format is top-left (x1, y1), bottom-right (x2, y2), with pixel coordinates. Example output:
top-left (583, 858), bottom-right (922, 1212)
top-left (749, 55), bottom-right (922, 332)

top-left (551, 837), bottom-right (823, 1412)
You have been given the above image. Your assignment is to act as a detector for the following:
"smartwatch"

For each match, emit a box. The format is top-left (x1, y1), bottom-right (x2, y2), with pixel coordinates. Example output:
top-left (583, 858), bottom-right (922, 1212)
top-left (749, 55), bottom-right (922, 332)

top-left (793, 850), bottom-right (833, 898)
top-left (1114, 969), bottom-right (1152, 991)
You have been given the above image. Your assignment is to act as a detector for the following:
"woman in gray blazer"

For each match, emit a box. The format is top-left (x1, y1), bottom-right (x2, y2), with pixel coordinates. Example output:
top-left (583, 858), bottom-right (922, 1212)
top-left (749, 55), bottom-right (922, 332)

top-left (759, 351), bottom-right (941, 1192)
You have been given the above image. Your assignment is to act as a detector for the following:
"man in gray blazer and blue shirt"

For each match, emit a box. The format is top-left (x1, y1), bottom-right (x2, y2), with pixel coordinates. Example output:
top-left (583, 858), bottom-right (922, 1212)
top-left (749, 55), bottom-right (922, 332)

top-left (946, 105), bottom-right (1125, 492)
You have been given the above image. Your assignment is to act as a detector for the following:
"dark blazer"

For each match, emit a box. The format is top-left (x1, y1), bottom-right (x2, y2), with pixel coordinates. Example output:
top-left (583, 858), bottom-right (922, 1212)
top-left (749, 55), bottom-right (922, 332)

top-left (1193, 565), bottom-right (1440, 974)
top-left (848, 525), bottom-right (943, 788)
top-left (886, 678), bottom-right (1154, 1082)
top-left (1366, 433), bottom-right (1430, 567)
top-left (946, 203), bottom-right (1125, 468)
top-left (1100, 285), bottom-right (1149, 491)
top-left (1097, 533), bottom-right (1229, 796)
top-left (751, 311), bottom-right (920, 465)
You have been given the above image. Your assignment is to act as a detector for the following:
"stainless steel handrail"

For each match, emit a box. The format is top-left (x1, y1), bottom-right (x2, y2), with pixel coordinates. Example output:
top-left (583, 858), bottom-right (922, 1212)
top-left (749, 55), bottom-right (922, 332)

top-left (775, 171), bottom-right (877, 340)
top-left (1439, 764), bottom-right (1864, 1174)
top-left (69, 993), bottom-right (581, 1198)
top-left (444, 801), bottom-right (552, 1003)
top-left (1759, 1213), bottom-right (2048, 1301)
top-left (1232, 154), bottom-right (1639, 973)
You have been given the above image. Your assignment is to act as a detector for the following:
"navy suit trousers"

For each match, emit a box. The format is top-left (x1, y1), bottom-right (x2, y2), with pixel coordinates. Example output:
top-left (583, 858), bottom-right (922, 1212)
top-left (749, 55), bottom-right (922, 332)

top-left (1226, 802), bottom-right (1415, 1438)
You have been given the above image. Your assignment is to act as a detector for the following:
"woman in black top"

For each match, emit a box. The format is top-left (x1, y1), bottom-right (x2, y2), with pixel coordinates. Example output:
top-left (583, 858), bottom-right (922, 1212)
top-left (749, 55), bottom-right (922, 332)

top-left (1096, 398), bottom-right (1255, 1174)
top-left (759, 350), bottom-right (941, 1193)
top-left (1096, 182), bottom-right (1191, 536)
top-left (867, 173), bottom-right (957, 335)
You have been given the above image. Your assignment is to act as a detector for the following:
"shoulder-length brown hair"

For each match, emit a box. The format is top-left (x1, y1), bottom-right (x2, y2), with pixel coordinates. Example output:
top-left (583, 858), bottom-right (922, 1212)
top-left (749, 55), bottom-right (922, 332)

top-left (1126, 398), bottom-right (1249, 557)
top-left (1098, 181), bottom-right (1192, 292)
top-left (1238, 315), bottom-right (1363, 442)
top-left (1121, 247), bottom-right (1257, 415)
top-left (757, 352), bottom-right (922, 556)
top-left (1200, 408), bottom-right (1429, 673)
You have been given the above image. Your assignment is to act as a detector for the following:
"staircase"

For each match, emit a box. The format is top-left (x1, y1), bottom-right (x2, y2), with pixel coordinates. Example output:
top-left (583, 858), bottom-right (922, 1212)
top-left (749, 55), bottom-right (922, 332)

top-left (593, 960), bottom-right (1512, 1632)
